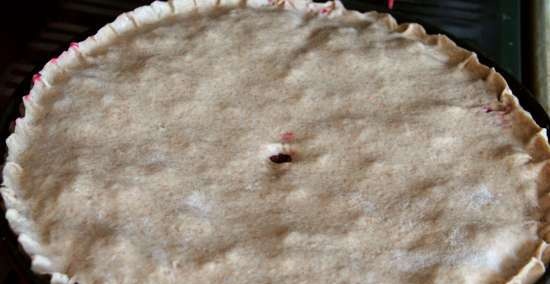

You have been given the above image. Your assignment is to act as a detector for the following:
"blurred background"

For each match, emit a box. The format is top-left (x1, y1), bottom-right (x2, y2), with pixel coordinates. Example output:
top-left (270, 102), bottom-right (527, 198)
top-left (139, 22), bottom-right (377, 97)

top-left (0, 0), bottom-right (548, 283)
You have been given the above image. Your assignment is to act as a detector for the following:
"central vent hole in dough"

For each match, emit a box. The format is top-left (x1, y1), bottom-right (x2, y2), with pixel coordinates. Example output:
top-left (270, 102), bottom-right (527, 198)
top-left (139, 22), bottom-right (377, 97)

top-left (269, 153), bottom-right (292, 164)
top-left (264, 142), bottom-right (294, 164)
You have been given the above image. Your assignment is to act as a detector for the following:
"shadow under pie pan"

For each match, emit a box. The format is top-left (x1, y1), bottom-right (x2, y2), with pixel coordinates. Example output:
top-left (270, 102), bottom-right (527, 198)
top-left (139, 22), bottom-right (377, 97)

top-left (0, 7), bottom-right (549, 284)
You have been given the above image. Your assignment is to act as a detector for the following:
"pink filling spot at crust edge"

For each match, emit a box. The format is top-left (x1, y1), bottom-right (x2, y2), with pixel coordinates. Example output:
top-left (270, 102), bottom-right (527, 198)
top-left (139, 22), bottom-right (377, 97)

top-left (23, 94), bottom-right (30, 102)
top-left (32, 74), bottom-right (41, 84)
top-left (482, 104), bottom-right (512, 115)
top-left (49, 57), bottom-right (59, 64)
top-left (15, 118), bottom-right (22, 125)
top-left (69, 42), bottom-right (79, 49)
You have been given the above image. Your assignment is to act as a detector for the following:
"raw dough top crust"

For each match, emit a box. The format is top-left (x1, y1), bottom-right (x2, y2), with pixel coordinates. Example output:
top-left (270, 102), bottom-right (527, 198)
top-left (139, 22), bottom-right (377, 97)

top-left (3, 1), bottom-right (550, 283)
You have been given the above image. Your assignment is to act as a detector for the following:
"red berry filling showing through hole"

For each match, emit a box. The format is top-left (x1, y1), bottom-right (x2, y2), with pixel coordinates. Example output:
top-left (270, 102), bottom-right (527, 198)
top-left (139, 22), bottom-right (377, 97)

top-left (270, 153), bottom-right (292, 164)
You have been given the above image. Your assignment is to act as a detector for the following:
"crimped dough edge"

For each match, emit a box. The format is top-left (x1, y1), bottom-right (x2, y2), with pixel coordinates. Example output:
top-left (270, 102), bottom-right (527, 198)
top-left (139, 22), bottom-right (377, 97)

top-left (2, 0), bottom-right (550, 283)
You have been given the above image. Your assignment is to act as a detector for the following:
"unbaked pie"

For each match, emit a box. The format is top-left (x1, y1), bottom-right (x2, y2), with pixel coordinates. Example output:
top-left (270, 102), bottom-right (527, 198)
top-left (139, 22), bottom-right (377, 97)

top-left (3, 0), bottom-right (550, 283)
